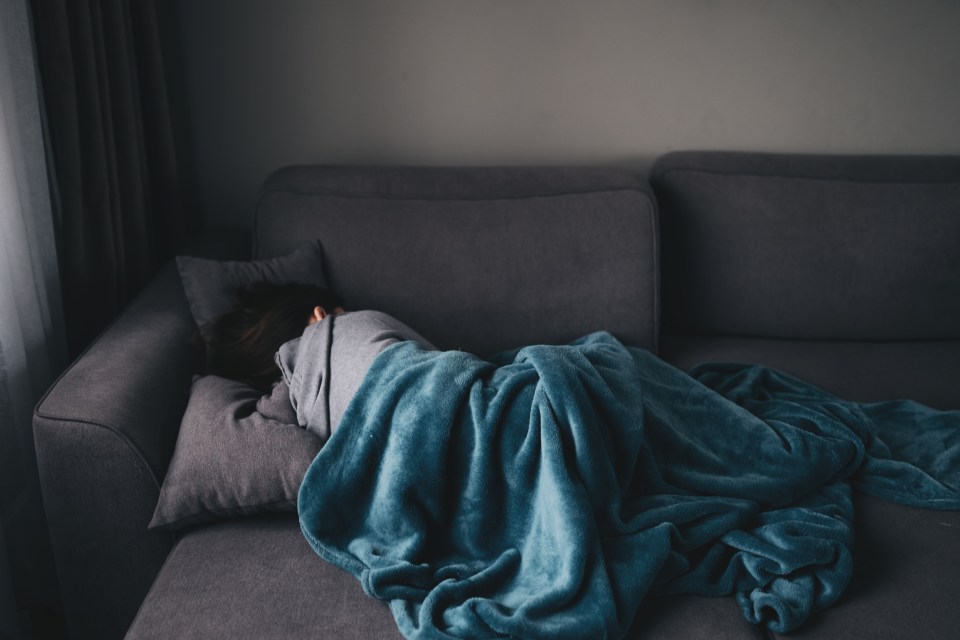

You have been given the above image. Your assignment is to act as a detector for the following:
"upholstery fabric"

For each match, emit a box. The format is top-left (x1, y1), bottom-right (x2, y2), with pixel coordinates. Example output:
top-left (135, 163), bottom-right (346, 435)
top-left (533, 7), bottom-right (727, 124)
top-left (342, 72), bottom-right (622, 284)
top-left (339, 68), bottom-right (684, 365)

top-left (36, 227), bottom-right (251, 482)
top-left (630, 596), bottom-right (765, 640)
top-left (660, 335), bottom-right (960, 411)
top-left (33, 232), bottom-right (249, 640)
top-left (126, 515), bottom-right (403, 640)
top-left (32, 264), bottom-right (193, 638)
top-left (35, 263), bottom-right (195, 483)
top-left (33, 421), bottom-right (175, 640)
top-left (298, 333), bottom-right (959, 637)
top-left (176, 240), bottom-right (327, 333)
top-left (128, 516), bottom-right (763, 640)
top-left (45, 156), bottom-right (960, 640)
top-left (652, 150), bottom-right (960, 640)
top-left (254, 166), bottom-right (659, 355)
top-left (772, 494), bottom-right (960, 640)
top-left (149, 376), bottom-right (320, 531)
top-left (651, 152), bottom-right (960, 340)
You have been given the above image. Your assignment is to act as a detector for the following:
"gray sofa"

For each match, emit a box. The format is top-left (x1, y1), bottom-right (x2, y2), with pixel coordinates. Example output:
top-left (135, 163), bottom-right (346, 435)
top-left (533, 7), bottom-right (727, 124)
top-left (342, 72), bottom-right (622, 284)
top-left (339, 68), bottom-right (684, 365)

top-left (33, 154), bottom-right (959, 639)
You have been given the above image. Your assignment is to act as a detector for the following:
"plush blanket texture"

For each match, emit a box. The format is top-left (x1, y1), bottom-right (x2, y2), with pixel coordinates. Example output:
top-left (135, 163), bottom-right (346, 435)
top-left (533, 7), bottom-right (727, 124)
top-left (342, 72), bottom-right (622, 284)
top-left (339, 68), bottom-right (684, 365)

top-left (297, 333), bottom-right (959, 639)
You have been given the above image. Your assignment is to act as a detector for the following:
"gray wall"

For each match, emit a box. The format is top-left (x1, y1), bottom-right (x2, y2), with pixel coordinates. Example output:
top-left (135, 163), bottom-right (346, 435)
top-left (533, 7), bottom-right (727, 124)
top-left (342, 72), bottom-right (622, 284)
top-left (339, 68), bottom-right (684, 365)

top-left (177, 0), bottom-right (960, 228)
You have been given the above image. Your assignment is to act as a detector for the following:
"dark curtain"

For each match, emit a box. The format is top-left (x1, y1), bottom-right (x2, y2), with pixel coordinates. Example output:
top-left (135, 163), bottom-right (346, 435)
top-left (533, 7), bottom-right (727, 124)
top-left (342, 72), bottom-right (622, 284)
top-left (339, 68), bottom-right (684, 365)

top-left (30, 0), bottom-right (199, 357)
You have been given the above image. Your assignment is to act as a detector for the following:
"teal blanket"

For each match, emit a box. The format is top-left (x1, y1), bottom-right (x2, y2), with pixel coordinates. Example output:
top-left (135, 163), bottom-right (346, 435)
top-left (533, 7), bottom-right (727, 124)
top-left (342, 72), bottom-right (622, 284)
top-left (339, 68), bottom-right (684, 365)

top-left (298, 333), bottom-right (960, 639)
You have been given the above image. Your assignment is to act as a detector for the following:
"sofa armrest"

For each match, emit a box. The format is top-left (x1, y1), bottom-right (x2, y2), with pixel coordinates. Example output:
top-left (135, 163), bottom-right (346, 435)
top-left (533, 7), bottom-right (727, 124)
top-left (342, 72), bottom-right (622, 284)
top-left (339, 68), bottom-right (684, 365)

top-left (33, 229), bottom-right (249, 639)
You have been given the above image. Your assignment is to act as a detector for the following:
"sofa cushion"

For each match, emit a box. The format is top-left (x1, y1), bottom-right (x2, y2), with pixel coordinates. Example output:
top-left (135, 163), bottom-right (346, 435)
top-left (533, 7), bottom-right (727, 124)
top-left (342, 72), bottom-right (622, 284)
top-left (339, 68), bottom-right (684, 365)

top-left (176, 240), bottom-right (328, 334)
top-left (771, 494), bottom-right (960, 640)
top-left (660, 335), bottom-right (960, 411)
top-left (661, 338), bottom-right (960, 639)
top-left (126, 515), bottom-right (764, 640)
top-left (651, 152), bottom-right (960, 341)
top-left (149, 376), bottom-right (321, 531)
top-left (253, 167), bottom-right (659, 355)
top-left (126, 515), bottom-right (402, 640)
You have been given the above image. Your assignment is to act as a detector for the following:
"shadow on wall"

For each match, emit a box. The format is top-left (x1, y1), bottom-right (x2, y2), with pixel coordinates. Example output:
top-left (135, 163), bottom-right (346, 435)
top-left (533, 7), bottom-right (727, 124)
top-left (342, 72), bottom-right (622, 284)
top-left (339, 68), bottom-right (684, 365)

top-left (174, 0), bottom-right (960, 228)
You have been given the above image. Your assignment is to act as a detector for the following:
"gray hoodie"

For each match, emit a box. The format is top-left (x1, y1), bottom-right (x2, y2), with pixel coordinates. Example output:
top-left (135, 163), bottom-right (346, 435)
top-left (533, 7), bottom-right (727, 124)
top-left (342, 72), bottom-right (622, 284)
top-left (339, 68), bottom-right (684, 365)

top-left (275, 310), bottom-right (435, 442)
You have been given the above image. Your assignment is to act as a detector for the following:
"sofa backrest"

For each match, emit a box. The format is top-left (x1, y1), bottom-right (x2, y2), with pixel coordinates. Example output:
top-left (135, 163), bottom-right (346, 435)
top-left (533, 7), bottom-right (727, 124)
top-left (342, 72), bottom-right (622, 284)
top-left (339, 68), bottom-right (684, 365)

top-left (254, 166), bottom-right (658, 355)
top-left (651, 151), bottom-right (960, 408)
top-left (652, 151), bottom-right (960, 341)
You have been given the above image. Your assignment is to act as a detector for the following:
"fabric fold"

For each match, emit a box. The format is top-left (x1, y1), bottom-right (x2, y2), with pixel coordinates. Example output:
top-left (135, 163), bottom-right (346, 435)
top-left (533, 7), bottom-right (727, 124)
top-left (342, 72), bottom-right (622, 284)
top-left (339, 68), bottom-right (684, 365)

top-left (298, 332), bottom-right (959, 639)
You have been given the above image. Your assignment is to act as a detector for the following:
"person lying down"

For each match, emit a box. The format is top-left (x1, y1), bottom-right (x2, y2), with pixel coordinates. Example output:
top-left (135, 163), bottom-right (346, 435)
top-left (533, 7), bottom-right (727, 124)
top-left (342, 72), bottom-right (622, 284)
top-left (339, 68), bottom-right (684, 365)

top-left (204, 281), bottom-right (436, 442)
top-left (203, 281), bottom-right (960, 640)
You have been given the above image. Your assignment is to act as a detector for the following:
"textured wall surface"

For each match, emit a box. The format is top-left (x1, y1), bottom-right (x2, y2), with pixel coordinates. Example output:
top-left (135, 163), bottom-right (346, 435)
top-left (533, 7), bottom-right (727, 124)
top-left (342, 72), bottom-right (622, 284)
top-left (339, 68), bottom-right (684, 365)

top-left (176, 0), bottom-right (960, 227)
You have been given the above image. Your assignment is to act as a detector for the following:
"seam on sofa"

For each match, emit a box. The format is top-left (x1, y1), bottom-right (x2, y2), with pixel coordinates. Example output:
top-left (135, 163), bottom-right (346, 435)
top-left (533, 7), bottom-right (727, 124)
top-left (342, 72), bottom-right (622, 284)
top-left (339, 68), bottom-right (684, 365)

top-left (153, 499), bottom-right (299, 531)
top-left (650, 150), bottom-right (960, 184)
top-left (125, 530), bottom-right (185, 637)
top-left (652, 166), bottom-right (960, 187)
top-left (33, 261), bottom-right (191, 487)
top-left (647, 191), bottom-right (661, 352)
top-left (34, 332), bottom-right (167, 493)
top-left (34, 413), bottom-right (165, 492)
top-left (33, 259), bottom-right (181, 421)
top-left (255, 165), bottom-right (646, 200)
top-left (252, 186), bottom-right (656, 255)
top-left (252, 186), bottom-right (661, 350)
top-left (34, 344), bottom-right (166, 489)
top-left (661, 332), bottom-right (960, 345)
top-left (257, 184), bottom-right (650, 202)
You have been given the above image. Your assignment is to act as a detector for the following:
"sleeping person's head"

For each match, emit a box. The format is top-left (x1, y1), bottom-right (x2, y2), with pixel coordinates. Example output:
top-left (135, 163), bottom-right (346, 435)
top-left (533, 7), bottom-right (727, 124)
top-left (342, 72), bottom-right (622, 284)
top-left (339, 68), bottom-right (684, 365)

top-left (205, 281), bottom-right (344, 390)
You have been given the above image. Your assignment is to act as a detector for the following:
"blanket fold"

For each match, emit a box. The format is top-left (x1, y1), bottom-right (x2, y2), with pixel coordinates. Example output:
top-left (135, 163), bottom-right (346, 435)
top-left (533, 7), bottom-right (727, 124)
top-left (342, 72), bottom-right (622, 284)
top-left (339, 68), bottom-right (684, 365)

top-left (297, 332), bottom-right (959, 639)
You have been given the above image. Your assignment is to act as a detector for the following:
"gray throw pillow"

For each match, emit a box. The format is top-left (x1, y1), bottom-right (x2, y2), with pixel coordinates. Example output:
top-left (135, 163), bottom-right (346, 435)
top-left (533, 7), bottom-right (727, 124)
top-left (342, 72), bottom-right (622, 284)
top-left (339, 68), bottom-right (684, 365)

top-left (149, 375), bottom-right (321, 531)
top-left (176, 240), bottom-right (328, 332)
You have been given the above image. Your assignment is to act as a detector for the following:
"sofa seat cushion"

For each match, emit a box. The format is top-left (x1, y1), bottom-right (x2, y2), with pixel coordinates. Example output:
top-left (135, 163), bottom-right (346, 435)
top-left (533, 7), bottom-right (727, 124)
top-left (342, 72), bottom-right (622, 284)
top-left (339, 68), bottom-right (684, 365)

top-left (772, 494), bottom-right (960, 639)
top-left (660, 336), bottom-right (960, 637)
top-left (660, 335), bottom-right (960, 411)
top-left (127, 514), bottom-right (765, 639)
top-left (125, 515), bottom-right (400, 640)
top-left (629, 596), bottom-right (763, 639)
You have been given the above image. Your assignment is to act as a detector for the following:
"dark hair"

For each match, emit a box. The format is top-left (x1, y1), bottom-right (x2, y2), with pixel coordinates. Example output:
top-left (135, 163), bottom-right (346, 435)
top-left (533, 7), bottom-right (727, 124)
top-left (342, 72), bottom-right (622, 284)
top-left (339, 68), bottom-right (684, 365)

top-left (204, 281), bottom-right (343, 390)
